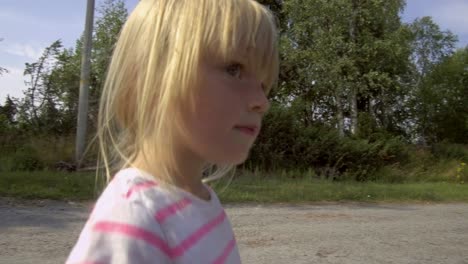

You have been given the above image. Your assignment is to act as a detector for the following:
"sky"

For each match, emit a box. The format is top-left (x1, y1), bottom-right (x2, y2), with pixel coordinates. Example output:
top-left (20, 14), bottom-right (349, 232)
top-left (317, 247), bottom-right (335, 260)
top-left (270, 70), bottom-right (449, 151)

top-left (1, 0), bottom-right (467, 101)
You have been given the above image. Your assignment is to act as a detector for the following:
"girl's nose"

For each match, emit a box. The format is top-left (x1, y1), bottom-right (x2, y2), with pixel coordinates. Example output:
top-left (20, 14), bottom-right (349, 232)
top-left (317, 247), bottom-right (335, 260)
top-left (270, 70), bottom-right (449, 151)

top-left (248, 80), bottom-right (270, 115)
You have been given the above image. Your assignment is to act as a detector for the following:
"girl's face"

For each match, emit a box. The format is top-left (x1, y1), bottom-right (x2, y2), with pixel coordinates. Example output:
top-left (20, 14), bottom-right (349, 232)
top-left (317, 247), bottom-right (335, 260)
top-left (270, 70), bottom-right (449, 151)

top-left (181, 54), bottom-right (270, 165)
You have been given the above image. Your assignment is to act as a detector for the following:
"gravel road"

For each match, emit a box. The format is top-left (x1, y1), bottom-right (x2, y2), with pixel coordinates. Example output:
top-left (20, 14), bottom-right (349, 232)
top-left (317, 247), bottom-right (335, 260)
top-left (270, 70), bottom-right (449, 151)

top-left (1, 198), bottom-right (467, 264)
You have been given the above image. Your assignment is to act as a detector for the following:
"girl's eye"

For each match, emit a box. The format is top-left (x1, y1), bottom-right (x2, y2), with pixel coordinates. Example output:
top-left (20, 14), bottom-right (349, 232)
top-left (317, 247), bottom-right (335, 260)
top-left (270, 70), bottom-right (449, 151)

top-left (226, 63), bottom-right (242, 79)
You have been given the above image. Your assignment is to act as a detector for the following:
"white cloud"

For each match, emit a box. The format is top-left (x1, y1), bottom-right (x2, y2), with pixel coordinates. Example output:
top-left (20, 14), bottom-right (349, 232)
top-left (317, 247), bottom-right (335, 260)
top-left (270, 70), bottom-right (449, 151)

top-left (2, 43), bottom-right (44, 60)
top-left (0, 66), bottom-right (27, 100)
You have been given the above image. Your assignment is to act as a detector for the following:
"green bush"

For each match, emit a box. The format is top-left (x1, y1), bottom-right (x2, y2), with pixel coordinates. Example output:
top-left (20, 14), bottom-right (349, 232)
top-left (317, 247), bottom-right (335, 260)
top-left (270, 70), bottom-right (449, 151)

top-left (248, 102), bottom-right (408, 181)
top-left (10, 146), bottom-right (45, 171)
top-left (431, 142), bottom-right (468, 160)
top-left (0, 134), bottom-right (77, 172)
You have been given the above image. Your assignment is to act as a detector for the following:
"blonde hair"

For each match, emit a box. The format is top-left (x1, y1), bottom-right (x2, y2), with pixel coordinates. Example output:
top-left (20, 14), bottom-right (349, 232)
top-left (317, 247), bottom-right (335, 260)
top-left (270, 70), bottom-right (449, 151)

top-left (97, 0), bottom-right (279, 186)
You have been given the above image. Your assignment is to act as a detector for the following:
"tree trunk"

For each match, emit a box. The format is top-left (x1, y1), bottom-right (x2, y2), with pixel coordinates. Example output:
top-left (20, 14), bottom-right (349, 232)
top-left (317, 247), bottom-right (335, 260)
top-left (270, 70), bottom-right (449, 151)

top-left (335, 90), bottom-right (345, 138)
top-left (350, 85), bottom-right (358, 135)
top-left (348, 0), bottom-right (358, 136)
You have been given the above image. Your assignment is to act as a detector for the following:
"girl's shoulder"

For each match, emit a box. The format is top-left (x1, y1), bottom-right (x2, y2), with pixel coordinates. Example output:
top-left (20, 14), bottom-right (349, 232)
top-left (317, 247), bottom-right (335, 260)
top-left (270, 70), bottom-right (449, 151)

top-left (96, 168), bottom-right (173, 215)
top-left (111, 167), bottom-right (162, 201)
top-left (66, 168), bottom-right (174, 264)
top-left (93, 168), bottom-right (222, 222)
top-left (87, 168), bottom-right (163, 224)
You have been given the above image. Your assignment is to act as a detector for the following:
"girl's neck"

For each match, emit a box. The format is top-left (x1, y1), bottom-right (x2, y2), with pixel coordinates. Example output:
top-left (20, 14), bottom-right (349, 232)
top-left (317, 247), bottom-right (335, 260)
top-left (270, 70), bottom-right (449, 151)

top-left (132, 152), bottom-right (211, 201)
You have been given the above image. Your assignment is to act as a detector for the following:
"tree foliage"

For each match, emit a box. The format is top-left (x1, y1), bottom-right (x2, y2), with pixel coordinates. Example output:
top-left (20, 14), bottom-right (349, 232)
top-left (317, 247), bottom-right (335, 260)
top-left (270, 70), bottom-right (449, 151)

top-left (1, 0), bottom-right (466, 175)
top-left (3, 0), bottom-right (127, 136)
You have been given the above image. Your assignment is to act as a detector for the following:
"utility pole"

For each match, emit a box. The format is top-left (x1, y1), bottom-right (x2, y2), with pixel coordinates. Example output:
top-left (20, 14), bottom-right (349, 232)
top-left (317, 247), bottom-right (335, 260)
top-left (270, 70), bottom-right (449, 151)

top-left (75, 0), bottom-right (95, 168)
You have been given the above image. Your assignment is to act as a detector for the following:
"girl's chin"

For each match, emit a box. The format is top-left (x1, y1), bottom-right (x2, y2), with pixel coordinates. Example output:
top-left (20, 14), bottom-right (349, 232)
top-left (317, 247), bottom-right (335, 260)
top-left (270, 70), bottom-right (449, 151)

top-left (228, 151), bottom-right (251, 165)
top-left (207, 149), bottom-right (250, 166)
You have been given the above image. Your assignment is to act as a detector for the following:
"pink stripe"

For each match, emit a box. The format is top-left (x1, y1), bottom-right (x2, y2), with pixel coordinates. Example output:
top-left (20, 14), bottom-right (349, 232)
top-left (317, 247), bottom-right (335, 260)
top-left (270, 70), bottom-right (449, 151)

top-left (155, 197), bottom-right (192, 223)
top-left (212, 238), bottom-right (236, 264)
top-left (67, 261), bottom-right (105, 264)
top-left (171, 210), bottom-right (227, 257)
top-left (93, 221), bottom-right (172, 257)
top-left (124, 181), bottom-right (158, 198)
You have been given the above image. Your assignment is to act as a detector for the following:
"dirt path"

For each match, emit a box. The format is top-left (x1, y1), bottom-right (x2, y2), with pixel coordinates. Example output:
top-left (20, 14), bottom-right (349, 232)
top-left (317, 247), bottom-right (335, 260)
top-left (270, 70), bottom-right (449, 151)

top-left (1, 198), bottom-right (467, 264)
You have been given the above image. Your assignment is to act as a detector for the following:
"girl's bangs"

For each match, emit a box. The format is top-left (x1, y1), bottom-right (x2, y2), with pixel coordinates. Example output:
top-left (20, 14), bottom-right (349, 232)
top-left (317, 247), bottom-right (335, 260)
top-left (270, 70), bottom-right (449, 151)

top-left (203, 1), bottom-right (279, 91)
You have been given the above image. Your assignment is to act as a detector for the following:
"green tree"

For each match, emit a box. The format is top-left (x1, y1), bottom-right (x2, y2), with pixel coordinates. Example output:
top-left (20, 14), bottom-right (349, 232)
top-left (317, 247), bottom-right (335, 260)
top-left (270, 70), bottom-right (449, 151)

top-left (409, 17), bottom-right (458, 81)
top-left (18, 40), bottom-right (63, 132)
top-left (408, 16), bottom-right (458, 144)
top-left (12, 0), bottom-right (128, 135)
top-left (47, 46), bottom-right (82, 133)
top-left (280, 0), bottom-right (410, 137)
top-left (0, 96), bottom-right (17, 123)
top-left (421, 47), bottom-right (468, 143)
top-left (88, 0), bottom-right (128, 129)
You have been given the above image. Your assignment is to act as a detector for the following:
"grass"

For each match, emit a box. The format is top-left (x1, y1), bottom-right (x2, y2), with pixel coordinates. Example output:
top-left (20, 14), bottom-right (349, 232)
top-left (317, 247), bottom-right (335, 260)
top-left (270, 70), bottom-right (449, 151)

top-left (211, 176), bottom-right (468, 203)
top-left (0, 171), bottom-right (98, 200)
top-left (1, 170), bottom-right (468, 203)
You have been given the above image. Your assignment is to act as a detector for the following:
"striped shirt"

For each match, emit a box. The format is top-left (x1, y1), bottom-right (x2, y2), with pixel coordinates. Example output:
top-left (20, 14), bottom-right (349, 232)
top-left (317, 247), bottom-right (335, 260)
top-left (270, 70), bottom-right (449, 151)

top-left (66, 168), bottom-right (241, 264)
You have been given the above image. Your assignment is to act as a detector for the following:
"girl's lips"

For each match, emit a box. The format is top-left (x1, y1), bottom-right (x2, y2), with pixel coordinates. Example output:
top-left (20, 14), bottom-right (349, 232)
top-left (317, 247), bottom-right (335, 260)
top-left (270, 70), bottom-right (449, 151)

top-left (234, 125), bottom-right (258, 136)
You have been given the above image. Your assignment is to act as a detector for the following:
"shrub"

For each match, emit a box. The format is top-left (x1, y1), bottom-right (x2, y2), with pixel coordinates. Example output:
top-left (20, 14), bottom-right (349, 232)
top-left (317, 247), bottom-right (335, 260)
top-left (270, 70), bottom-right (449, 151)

top-left (431, 142), bottom-right (468, 160)
top-left (247, 102), bottom-right (408, 181)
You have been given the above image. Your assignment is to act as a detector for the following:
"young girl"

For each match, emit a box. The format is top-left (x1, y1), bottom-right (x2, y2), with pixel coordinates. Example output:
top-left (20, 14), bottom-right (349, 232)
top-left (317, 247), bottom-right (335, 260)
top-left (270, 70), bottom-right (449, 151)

top-left (66, 0), bottom-right (278, 263)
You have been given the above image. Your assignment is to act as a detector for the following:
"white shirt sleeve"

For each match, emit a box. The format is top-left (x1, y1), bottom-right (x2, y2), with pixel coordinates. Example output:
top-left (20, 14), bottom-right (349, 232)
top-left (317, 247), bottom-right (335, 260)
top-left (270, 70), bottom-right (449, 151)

top-left (66, 196), bottom-right (172, 264)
